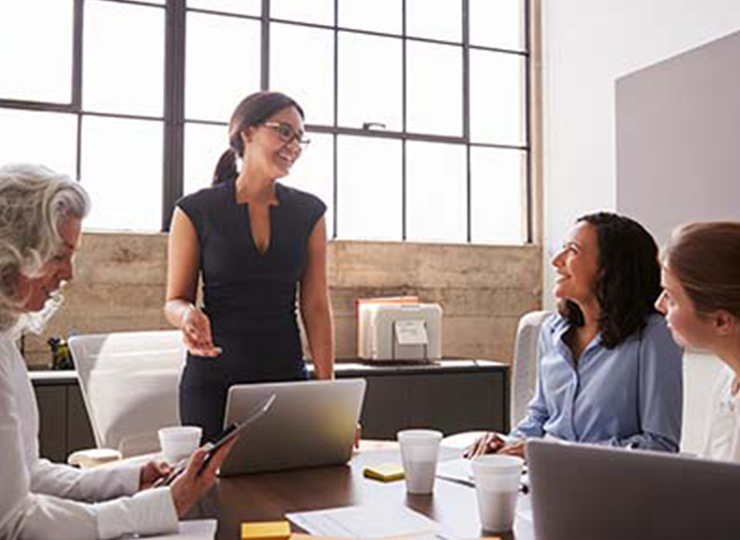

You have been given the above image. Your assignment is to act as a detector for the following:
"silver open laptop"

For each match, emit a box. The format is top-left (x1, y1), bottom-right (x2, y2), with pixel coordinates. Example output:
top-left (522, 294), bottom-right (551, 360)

top-left (528, 439), bottom-right (740, 540)
top-left (218, 378), bottom-right (366, 476)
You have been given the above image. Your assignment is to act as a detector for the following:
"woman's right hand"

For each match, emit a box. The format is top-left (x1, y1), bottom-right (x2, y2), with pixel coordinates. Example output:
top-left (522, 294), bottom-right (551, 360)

top-left (463, 432), bottom-right (506, 459)
top-left (169, 439), bottom-right (238, 517)
top-left (181, 306), bottom-right (222, 357)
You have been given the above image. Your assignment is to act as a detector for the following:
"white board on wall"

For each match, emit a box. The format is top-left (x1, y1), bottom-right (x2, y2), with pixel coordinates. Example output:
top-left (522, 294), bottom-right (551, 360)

top-left (616, 29), bottom-right (740, 245)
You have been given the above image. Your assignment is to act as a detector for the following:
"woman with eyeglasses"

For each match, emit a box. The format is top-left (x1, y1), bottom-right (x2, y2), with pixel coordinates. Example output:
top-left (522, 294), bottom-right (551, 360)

top-left (656, 222), bottom-right (740, 462)
top-left (165, 91), bottom-right (334, 442)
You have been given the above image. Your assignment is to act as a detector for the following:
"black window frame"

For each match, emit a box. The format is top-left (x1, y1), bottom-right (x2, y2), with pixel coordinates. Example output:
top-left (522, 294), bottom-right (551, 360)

top-left (0, 0), bottom-right (532, 242)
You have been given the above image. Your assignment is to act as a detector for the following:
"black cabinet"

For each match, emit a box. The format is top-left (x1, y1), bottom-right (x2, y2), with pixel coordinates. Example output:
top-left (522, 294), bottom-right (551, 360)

top-left (334, 361), bottom-right (508, 440)
top-left (33, 374), bottom-right (96, 463)
top-left (34, 385), bottom-right (67, 462)
top-left (32, 360), bottom-right (508, 461)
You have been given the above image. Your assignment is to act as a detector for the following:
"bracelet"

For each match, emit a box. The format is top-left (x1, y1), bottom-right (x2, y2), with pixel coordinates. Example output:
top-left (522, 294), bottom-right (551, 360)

top-left (180, 304), bottom-right (196, 329)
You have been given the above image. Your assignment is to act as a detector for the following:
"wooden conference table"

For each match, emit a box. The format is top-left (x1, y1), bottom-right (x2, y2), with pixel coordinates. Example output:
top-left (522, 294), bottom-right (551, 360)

top-left (202, 441), bottom-right (535, 540)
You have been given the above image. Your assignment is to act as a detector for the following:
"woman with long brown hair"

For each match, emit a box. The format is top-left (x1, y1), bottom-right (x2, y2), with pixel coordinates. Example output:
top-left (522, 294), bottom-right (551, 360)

top-left (467, 212), bottom-right (683, 458)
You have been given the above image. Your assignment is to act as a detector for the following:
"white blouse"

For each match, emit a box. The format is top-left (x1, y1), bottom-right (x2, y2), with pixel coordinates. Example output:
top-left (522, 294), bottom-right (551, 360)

top-left (0, 333), bottom-right (178, 540)
top-left (701, 363), bottom-right (740, 463)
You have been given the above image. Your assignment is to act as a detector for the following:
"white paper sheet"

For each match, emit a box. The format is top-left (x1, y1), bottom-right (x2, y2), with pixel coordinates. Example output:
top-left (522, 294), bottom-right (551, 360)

top-left (129, 519), bottom-right (217, 539)
top-left (395, 320), bottom-right (428, 345)
top-left (287, 504), bottom-right (457, 540)
top-left (436, 458), bottom-right (530, 493)
top-left (435, 458), bottom-right (474, 487)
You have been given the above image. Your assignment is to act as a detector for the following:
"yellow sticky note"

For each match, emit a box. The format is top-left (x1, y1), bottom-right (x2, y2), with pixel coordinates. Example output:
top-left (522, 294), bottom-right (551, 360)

top-left (363, 463), bottom-right (405, 482)
top-left (241, 521), bottom-right (291, 540)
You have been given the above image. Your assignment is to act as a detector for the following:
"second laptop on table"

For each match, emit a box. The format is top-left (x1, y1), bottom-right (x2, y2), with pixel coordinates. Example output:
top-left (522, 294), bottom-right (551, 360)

top-left (528, 438), bottom-right (740, 540)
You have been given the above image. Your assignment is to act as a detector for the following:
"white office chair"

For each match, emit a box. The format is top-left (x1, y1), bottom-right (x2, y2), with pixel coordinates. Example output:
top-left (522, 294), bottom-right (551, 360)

top-left (510, 310), bottom-right (552, 429)
top-left (441, 310), bottom-right (551, 450)
top-left (69, 330), bottom-right (187, 458)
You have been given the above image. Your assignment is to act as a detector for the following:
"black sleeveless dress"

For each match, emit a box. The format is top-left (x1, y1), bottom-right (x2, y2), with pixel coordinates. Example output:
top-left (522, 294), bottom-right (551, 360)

top-left (176, 180), bottom-right (326, 441)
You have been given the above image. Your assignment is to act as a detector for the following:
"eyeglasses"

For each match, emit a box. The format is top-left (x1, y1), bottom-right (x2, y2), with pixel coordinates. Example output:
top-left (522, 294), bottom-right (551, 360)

top-left (263, 122), bottom-right (311, 149)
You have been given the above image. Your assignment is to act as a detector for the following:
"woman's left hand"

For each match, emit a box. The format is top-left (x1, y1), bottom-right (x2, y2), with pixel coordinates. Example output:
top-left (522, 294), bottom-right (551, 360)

top-left (140, 460), bottom-right (173, 490)
top-left (498, 440), bottom-right (527, 460)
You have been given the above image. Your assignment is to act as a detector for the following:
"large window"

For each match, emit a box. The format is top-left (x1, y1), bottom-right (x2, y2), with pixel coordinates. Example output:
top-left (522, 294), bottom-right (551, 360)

top-left (0, 0), bottom-right (531, 244)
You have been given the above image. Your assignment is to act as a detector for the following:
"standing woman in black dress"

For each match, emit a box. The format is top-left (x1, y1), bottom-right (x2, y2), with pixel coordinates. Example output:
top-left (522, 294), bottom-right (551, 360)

top-left (165, 91), bottom-right (335, 441)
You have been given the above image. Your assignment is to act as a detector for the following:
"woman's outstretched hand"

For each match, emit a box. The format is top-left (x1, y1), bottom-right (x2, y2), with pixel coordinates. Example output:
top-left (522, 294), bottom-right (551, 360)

top-left (181, 306), bottom-right (222, 357)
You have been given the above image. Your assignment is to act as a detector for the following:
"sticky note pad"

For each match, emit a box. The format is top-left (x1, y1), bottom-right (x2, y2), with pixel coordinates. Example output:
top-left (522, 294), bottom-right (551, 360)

top-left (363, 463), bottom-right (405, 482)
top-left (241, 521), bottom-right (291, 540)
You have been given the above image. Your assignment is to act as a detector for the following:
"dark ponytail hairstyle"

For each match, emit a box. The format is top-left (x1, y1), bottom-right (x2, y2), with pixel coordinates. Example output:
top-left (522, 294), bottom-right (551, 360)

top-left (212, 91), bottom-right (305, 185)
top-left (558, 212), bottom-right (662, 348)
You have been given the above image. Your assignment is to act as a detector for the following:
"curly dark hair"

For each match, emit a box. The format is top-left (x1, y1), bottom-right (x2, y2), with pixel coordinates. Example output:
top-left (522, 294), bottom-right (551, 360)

top-left (558, 212), bottom-right (662, 348)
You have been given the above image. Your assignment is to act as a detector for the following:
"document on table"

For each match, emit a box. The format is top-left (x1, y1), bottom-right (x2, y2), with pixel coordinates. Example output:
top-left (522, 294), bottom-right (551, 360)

top-left (435, 458), bottom-right (474, 487)
top-left (287, 504), bottom-right (457, 540)
top-left (126, 519), bottom-right (217, 539)
top-left (436, 458), bottom-right (531, 490)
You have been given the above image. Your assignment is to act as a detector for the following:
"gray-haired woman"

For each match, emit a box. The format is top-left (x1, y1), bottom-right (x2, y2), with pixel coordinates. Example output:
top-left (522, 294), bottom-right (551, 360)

top-left (0, 163), bottom-right (235, 540)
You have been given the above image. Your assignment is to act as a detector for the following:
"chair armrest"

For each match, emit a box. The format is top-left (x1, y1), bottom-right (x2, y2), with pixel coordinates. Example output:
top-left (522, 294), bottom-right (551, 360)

top-left (67, 448), bottom-right (122, 469)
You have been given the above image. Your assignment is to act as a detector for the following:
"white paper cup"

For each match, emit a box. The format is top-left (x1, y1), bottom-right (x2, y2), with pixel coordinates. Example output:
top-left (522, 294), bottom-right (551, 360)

top-left (397, 429), bottom-right (443, 494)
top-left (471, 454), bottom-right (523, 532)
top-left (158, 426), bottom-right (202, 464)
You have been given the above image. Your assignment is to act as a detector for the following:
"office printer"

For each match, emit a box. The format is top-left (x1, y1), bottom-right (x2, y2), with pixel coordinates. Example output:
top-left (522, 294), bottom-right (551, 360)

top-left (357, 303), bottom-right (442, 361)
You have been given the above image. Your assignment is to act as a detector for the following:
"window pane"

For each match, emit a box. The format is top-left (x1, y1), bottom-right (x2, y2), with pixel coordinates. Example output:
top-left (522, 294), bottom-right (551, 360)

top-left (187, 0), bottom-right (260, 16)
top-left (282, 133), bottom-right (334, 237)
top-left (406, 142), bottom-right (466, 243)
top-left (271, 24), bottom-right (334, 127)
top-left (0, 0), bottom-right (73, 103)
top-left (406, 0), bottom-right (461, 42)
top-left (338, 0), bottom-right (401, 34)
top-left (186, 13), bottom-right (261, 122)
top-left (470, 0), bottom-right (525, 51)
top-left (338, 33), bottom-right (401, 131)
top-left (271, 0), bottom-right (334, 26)
top-left (337, 136), bottom-right (401, 240)
top-left (183, 122), bottom-right (227, 196)
top-left (83, 2), bottom-right (164, 116)
top-left (0, 109), bottom-right (77, 175)
top-left (470, 147), bottom-right (525, 245)
top-left (470, 50), bottom-right (525, 146)
top-left (407, 41), bottom-right (462, 136)
top-left (80, 116), bottom-right (163, 231)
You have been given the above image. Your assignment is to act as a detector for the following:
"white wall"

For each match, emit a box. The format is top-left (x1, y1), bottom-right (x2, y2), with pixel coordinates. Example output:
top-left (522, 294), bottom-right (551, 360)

top-left (541, 0), bottom-right (740, 308)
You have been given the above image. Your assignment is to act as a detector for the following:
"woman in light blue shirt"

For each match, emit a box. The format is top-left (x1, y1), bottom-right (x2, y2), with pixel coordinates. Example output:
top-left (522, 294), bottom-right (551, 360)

top-left (467, 212), bottom-right (683, 457)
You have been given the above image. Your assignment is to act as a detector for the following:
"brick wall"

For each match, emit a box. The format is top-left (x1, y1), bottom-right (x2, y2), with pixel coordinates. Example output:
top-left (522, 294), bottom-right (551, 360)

top-left (23, 232), bottom-right (542, 368)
